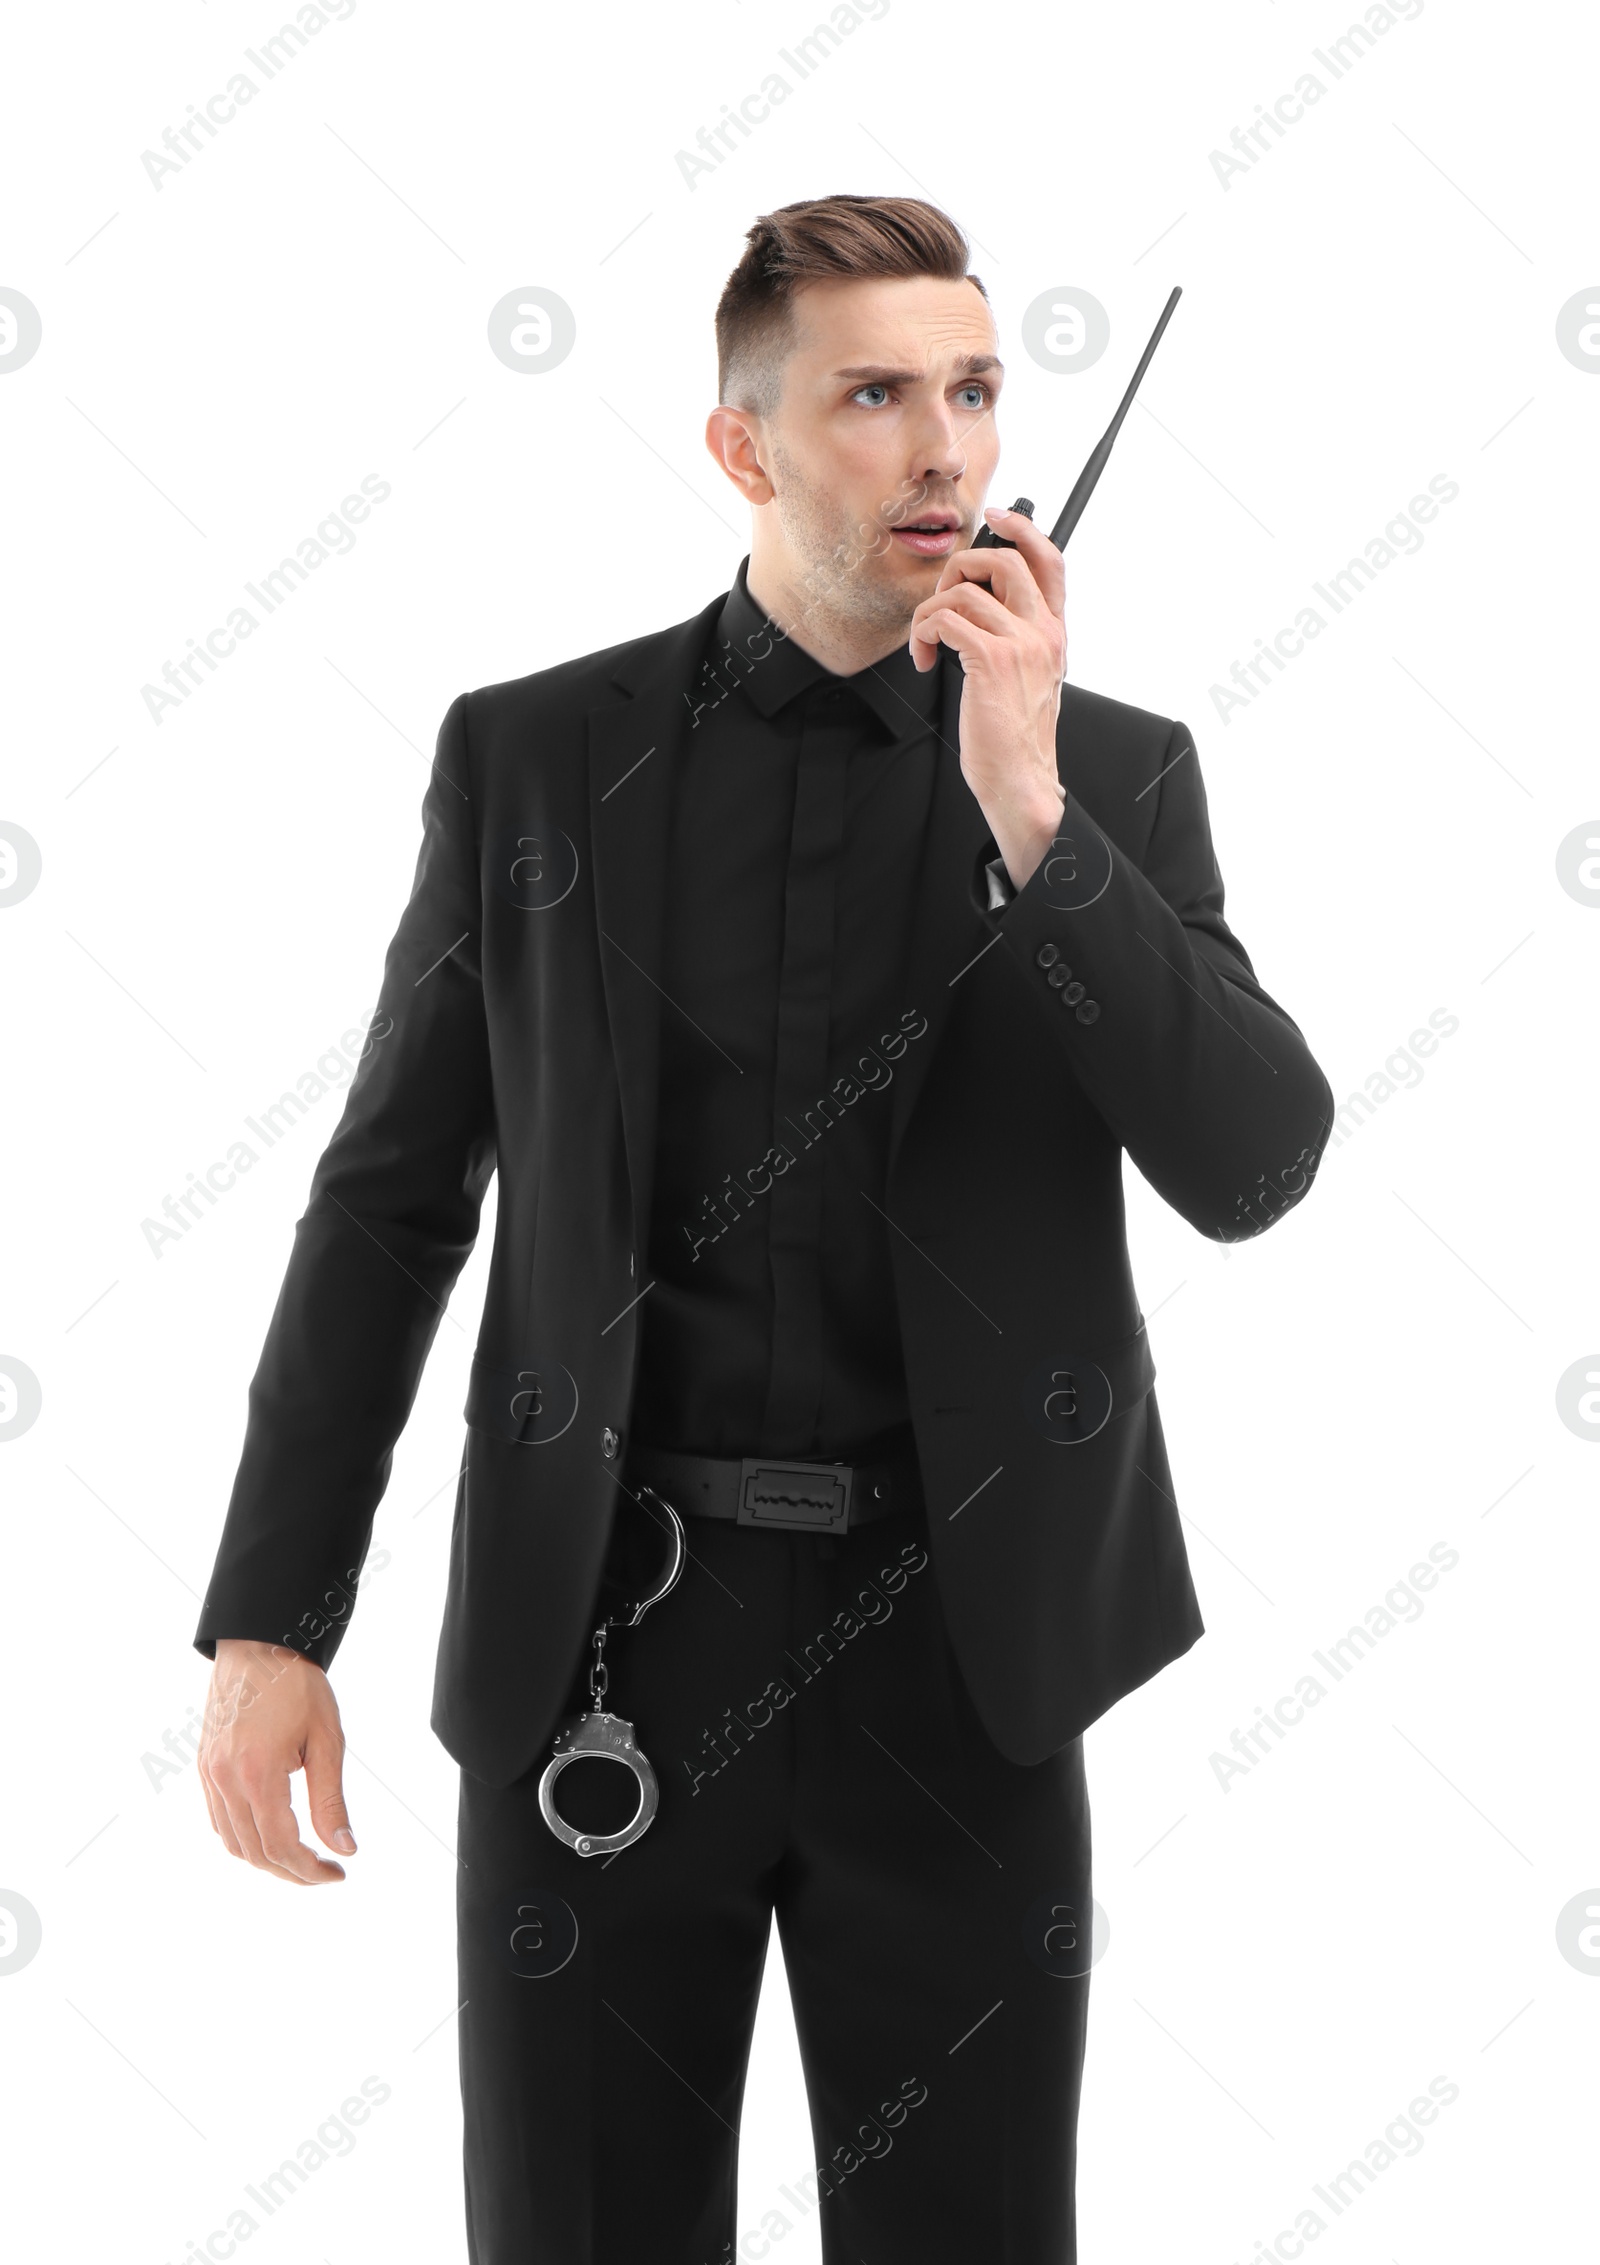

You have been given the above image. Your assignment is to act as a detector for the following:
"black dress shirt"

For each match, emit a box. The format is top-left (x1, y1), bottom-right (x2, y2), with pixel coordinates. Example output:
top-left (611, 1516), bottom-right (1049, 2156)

top-left (629, 557), bottom-right (983, 1466)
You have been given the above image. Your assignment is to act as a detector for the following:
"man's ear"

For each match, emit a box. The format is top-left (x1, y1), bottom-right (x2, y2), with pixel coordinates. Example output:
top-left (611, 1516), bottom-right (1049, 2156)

top-left (705, 405), bottom-right (775, 507)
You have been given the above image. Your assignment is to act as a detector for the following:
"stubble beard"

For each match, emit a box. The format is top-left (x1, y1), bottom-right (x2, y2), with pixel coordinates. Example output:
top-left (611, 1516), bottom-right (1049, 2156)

top-left (765, 434), bottom-right (940, 648)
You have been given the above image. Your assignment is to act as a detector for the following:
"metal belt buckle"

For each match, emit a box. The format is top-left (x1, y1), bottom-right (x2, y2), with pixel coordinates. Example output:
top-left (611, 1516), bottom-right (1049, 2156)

top-left (737, 1456), bottom-right (853, 1533)
top-left (537, 1483), bottom-right (686, 1859)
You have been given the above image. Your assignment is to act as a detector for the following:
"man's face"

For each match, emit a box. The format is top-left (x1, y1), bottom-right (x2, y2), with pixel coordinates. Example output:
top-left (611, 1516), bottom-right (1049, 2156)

top-left (734, 273), bottom-right (1004, 640)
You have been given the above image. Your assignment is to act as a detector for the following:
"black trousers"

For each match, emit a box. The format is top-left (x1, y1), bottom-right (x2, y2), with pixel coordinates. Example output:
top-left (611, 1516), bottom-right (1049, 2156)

top-left (455, 1491), bottom-right (1093, 2262)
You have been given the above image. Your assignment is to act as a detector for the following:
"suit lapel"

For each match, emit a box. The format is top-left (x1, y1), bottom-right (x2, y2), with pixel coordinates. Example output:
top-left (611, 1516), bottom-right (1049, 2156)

top-left (886, 650), bottom-right (998, 1176)
top-left (585, 595), bottom-right (722, 1261)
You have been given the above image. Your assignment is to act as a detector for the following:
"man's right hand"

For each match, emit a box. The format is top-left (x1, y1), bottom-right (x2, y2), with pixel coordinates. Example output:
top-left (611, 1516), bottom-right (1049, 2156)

top-left (199, 1639), bottom-right (356, 1886)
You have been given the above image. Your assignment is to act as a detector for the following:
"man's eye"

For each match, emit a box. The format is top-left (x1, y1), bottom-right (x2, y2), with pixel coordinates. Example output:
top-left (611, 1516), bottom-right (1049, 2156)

top-left (956, 384), bottom-right (989, 408)
top-left (851, 383), bottom-right (891, 407)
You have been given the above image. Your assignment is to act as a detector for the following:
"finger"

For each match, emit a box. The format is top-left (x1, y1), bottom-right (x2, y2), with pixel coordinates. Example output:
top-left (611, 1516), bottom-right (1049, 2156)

top-left (909, 579), bottom-right (1022, 660)
top-left (221, 1777), bottom-right (308, 1883)
top-left (199, 1760), bottom-right (245, 1860)
top-left (304, 1723), bottom-right (357, 1858)
top-left (252, 1778), bottom-right (348, 1886)
top-left (221, 1794), bottom-right (305, 1883)
top-left (199, 1759), bottom-right (226, 1840)
top-left (908, 605), bottom-right (994, 666)
top-left (930, 538), bottom-right (1050, 623)
top-left (210, 1761), bottom-right (322, 1885)
top-left (976, 506), bottom-right (1066, 614)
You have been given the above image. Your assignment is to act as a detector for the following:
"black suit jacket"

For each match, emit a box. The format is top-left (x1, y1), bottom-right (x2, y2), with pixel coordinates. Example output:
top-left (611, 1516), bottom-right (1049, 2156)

top-left (194, 587), bottom-right (1334, 1786)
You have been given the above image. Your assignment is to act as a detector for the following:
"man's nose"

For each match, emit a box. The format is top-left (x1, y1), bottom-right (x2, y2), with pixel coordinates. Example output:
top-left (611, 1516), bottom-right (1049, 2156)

top-left (916, 430), bottom-right (967, 484)
top-left (905, 402), bottom-right (969, 485)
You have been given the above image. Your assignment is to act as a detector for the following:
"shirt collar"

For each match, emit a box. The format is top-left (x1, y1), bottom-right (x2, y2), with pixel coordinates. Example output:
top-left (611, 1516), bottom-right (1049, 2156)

top-left (710, 555), bottom-right (945, 747)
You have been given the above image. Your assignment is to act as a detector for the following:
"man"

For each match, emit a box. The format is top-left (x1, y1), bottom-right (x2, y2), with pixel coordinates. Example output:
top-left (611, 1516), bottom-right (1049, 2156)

top-left (196, 195), bottom-right (1333, 2261)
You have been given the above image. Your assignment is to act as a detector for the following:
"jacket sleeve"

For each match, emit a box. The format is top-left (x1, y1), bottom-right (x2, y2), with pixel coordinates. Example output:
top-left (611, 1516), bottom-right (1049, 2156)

top-left (978, 715), bottom-right (1334, 1241)
top-left (193, 691), bottom-right (496, 1670)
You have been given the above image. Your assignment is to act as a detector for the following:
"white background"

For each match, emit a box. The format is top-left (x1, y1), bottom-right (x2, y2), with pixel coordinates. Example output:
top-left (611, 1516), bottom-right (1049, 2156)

top-left (2, 0), bottom-right (1595, 2258)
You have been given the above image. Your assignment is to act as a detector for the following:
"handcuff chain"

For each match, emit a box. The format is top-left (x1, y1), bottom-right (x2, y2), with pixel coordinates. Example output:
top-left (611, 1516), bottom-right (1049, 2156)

top-left (537, 1484), bottom-right (688, 1858)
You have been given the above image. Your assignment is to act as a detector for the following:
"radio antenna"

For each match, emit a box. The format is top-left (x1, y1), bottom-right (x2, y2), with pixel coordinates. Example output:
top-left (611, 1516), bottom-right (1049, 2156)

top-left (972, 286), bottom-right (1182, 561)
top-left (1048, 285), bottom-right (1181, 547)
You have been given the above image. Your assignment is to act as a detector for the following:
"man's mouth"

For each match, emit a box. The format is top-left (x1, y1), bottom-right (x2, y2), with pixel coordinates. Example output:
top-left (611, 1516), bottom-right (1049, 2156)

top-left (888, 513), bottom-right (961, 558)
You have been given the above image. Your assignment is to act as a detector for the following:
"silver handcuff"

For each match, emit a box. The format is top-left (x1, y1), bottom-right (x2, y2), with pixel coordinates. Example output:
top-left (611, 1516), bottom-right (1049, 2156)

top-left (537, 1483), bottom-right (687, 1858)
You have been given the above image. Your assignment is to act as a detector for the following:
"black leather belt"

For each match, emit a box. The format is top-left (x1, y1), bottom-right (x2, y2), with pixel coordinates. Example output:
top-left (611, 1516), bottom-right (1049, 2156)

top-left (624, 1437), bottom-right (921, 1534)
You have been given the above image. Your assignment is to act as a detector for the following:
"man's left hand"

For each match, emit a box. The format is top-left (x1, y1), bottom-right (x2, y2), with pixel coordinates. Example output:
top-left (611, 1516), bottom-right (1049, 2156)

top-left (908, 504), bottom-right (1068, 895)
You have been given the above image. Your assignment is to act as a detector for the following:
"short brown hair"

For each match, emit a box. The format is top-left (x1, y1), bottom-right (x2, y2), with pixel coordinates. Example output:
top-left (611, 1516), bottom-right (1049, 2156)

top-left (715, 194), bottom-right (987, 417)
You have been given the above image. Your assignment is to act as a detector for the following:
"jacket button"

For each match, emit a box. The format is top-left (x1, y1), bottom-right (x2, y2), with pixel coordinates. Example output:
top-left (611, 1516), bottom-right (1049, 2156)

top-left (601, 1426), bottom-right (619, 1458)
top-left (1076, 998), bottom-right (1101, 1024)
top-left (1034, 943), bottom-right (1059, 968)
top-left (1061, 979), bottom-right (1085, 1005)
top-left (1046, 962), bottom-right (1072, 988)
